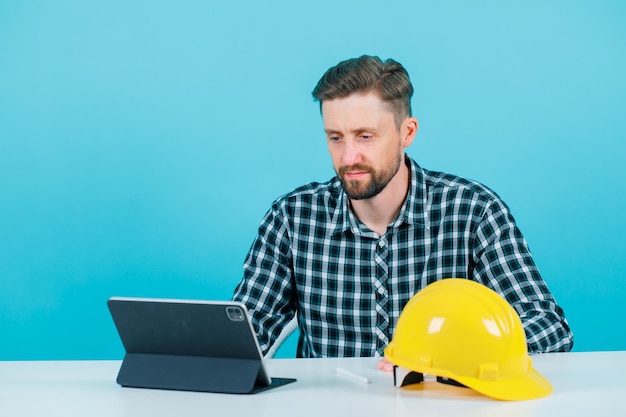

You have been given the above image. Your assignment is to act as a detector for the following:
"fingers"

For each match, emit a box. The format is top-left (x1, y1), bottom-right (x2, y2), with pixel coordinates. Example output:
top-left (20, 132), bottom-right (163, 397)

top-left (377, 358), bottom-right (395, 372)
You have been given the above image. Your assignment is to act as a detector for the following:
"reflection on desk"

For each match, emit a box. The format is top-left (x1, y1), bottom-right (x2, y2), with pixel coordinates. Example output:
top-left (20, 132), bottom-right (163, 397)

top-left (0, 351), bottom-right (624, 417)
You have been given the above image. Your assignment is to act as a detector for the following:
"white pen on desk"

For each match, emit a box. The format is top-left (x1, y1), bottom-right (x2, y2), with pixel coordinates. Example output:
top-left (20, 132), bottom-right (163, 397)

top-left (335, 367), bottom-right (371, 384)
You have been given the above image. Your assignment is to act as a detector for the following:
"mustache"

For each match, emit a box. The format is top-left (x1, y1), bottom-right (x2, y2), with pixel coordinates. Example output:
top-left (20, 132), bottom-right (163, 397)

top-left (338, 164), bottom-right (373, 176)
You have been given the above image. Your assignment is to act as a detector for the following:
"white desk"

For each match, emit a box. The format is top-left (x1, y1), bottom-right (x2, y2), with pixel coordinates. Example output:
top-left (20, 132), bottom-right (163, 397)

top-left (1, 351), bottom-right (624, 417)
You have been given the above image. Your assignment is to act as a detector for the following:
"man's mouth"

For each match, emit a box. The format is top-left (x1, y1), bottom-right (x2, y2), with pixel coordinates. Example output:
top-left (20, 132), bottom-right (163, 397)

top-left (344, 171), bottom-right (368, 180)
top-left (340, 165), bottom-right (371, 180)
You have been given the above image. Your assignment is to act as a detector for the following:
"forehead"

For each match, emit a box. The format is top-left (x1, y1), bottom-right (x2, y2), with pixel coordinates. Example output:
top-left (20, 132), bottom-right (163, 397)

top-left (321, 92), bottom-right (394, 129)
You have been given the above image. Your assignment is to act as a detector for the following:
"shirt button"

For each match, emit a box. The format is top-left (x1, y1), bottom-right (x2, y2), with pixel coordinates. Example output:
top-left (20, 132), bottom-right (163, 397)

top-left (378, 240), bottom-right (386, 247)
top-left (377, 287), bottom-right (385, 295)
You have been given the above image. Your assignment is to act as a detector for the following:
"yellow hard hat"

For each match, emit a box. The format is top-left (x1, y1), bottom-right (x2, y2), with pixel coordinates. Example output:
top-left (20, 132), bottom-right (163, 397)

top-left (384, 278), bottom-right (552, 401)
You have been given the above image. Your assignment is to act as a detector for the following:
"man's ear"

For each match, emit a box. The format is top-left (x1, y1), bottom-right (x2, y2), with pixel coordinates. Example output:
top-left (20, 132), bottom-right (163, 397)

top-left (402, 117), bottom-right (419, 148)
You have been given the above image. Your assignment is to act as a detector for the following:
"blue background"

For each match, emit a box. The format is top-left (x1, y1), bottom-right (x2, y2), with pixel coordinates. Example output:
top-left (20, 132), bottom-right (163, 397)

top-left (1, 1), bottom-right (625, 359)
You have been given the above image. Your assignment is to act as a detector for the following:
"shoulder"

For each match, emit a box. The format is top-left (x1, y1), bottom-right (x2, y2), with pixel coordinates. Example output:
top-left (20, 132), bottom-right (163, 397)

top-left (421, 167), bottom-right (503, 204)
top-left (415, 165), bottom-right (513, 220)
top-left (270, 177), bottom-right (343, 213)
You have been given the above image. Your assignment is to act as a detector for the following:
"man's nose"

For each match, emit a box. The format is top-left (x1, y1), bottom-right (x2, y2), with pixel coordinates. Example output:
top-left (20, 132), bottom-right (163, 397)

top-left (341, 140), bottom-right (362, 166)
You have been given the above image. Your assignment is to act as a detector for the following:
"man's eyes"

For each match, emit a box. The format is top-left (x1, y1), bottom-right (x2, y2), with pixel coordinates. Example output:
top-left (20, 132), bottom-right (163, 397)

top-left (327, 134), bottom-right (373, 141)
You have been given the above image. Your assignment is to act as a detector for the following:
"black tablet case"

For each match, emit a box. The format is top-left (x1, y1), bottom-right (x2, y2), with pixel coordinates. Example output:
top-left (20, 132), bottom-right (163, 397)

top-left (107, 298), bottom-right (296, 394)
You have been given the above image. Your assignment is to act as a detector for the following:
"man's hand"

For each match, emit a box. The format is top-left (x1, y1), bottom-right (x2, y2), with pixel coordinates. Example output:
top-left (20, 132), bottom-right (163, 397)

top-left (377, 358), bottom-right (395, 372)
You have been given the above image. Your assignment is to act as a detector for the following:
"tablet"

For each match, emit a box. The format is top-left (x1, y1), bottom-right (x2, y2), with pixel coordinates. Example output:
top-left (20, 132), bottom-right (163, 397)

top-left (107, 297), bottom-right (296, 394)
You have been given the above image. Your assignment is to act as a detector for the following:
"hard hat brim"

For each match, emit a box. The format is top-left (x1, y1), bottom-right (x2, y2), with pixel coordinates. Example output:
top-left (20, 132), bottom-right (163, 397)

top-left (387, 352), bottom-right (553, 401)
top-left (453, 365), bottom-right (553, 401)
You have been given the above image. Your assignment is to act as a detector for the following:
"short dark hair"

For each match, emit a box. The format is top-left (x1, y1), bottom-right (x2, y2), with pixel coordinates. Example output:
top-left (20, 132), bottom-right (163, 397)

top-left (312, 55), bottom-right (413, 128)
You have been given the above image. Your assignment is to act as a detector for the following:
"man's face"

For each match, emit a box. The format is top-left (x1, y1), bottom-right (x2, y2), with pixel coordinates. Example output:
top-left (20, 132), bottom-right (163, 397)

top-left (321, 92), bottom-right (407, 200)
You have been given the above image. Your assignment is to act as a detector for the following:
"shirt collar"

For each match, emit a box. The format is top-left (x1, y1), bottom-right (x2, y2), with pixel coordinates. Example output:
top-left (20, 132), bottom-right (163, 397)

top-left (332, 154), bottom-right (428, 236)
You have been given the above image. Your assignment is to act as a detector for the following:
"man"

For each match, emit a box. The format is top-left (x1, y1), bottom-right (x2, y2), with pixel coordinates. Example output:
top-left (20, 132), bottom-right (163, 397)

top-left (233, 55), bottom-right (574, 360)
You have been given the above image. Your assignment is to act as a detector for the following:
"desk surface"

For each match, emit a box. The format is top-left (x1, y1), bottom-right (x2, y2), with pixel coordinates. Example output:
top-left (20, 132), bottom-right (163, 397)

top-left (1, 351), bottom-right (624, 417)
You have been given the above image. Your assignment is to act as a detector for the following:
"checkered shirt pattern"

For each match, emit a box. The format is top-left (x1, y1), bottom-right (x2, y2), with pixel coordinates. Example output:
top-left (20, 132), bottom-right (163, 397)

top-left (233, 156), bottom-right (574, 357)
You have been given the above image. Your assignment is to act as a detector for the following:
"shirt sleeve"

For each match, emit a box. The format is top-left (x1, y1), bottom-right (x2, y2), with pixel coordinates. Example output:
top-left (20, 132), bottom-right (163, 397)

top-left (232, 203), bottom-right (296, 356)
top-left (471, 198), bottom-right (574, 353)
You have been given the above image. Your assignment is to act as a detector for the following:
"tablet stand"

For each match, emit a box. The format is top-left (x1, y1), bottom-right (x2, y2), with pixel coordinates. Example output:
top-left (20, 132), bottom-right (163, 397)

top-left (117, 353), bottom-right (296, 394)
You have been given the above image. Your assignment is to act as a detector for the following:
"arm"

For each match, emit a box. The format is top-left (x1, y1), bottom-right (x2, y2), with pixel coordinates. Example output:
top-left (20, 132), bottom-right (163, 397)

top-left (471, 198), bottom-right (574, 353)
top-left (232, 203), bottom-right (296, 356)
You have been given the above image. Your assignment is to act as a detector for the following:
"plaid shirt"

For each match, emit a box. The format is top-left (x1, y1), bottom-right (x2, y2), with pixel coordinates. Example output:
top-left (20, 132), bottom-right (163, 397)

top-left (234, 155), bottom-right (574, 357)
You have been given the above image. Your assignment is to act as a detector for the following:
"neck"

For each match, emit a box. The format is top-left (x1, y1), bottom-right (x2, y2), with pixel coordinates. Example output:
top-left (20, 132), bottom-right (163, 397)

top-left (349, 160), bottom-right (410, 236)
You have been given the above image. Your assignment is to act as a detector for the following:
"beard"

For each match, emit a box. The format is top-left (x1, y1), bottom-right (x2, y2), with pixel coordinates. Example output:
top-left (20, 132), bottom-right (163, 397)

top-left (338, 152), bottom-right (403, 200)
